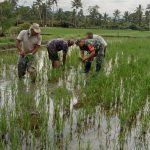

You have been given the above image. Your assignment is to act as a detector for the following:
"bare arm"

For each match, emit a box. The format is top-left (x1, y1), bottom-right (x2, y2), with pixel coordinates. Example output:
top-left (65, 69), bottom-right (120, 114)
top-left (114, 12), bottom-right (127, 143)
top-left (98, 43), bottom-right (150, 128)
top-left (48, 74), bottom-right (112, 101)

top-left (82, 44), bottom-right (96, 62)
top-left (83, 51), bottom-right (95, 62)
top-left (16, 40), bottom-right (22, 52)
top-left (16, 39), bottom-right (25, 57)
top-left (80, 51), bottom-right (84, 59)
top-left (31, 44), bottom-right (40, 55)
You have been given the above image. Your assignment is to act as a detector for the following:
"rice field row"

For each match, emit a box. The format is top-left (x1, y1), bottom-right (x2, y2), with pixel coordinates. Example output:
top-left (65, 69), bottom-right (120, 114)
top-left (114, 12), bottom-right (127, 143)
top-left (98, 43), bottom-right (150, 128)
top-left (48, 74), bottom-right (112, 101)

top-left (0, 36), bottom-right (150, 149)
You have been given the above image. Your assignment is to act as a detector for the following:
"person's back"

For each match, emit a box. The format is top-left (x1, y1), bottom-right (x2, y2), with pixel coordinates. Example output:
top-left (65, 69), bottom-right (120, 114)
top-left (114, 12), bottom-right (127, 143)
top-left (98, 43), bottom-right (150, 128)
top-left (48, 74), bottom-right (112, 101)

top-left (48, 39), bottom-right (68, 52)
top-left (47, 39), bottom-right (74, 68)
top-left (93, 34), bottom-right (107, 47)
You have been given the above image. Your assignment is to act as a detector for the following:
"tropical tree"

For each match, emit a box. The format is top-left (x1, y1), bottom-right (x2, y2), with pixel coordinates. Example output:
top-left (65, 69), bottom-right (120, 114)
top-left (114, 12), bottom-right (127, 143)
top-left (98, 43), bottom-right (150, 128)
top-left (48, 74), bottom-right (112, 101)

top-left (56, 8), bottom-right (64, 22)
top-left (0, 0), bottom-right (16, 36)
top-left (63, 11), bottom-right (73, 24)
top-left (71, 9), bottom-right (76, 25)
top-left (11, 0), bottom-right (19, 9)
top-left (113, 9), bottom-right (121, 22)
top-left (71, 0), bottom-right (82, 26)
top-left (77, 9), bottom-right (84, 20)
top-left (146, 4), bottom-right (150, 30)
top-left (41, 2), bottom-right (47, 26)
top-left (88, 5), bottom-right (100, 26)
top-left (103, 13), bottom-right (109, 22)
top-left (135, 4), bottom-right (143, 26)
top-left (33, 0), bottom-right (44, 25)
top-left (123, 11), bottom-right (130, 23)
top-left (50, 0), bottom-right (58, 27)
top-left (77, 9), bottom-right (84, 27)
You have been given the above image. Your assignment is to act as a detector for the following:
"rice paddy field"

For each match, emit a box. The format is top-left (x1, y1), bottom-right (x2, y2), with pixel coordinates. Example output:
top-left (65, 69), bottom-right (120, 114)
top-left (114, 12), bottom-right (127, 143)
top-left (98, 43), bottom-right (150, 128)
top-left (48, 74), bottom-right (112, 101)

top-left (0, 28), bottom-right (150, 150)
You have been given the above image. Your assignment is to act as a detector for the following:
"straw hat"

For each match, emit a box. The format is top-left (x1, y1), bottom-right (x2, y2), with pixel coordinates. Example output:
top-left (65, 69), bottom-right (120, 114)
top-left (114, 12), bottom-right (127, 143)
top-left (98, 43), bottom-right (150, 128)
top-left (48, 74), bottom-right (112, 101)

top-left (30, 23), bottom-right (41, 34)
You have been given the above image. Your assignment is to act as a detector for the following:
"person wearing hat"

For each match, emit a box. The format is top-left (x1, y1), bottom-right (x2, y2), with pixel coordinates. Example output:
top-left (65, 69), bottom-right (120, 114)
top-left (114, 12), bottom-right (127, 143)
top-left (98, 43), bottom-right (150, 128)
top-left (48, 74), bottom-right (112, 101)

top-left (47, 39), bottom-right (74, 68)
top-left (16, 23), bottom-right (42, 82)
top-left (76, 38), bottom-right (103, 73)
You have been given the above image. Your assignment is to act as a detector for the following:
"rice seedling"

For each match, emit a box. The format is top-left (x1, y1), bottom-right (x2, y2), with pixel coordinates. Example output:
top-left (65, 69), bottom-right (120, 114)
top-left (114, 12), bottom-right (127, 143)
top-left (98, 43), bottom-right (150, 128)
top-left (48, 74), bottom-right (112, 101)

top-left (0, 29), bottom-right (150, 149)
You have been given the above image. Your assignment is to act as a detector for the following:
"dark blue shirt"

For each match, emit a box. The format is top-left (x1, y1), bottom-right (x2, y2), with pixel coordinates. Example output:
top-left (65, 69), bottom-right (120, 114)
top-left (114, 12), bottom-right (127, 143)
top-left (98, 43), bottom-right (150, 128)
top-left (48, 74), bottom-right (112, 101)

top-left (47, 39), bottom-right (68, 53)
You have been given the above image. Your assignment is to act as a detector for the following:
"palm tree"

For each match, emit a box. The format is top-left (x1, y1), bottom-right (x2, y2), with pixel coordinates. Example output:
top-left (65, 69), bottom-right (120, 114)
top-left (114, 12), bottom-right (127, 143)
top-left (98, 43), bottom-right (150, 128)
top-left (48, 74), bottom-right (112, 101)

top-left (123, 11), bottom-right (130, 23)
top-left (57, 8), bottom-right (63, 22)
top-left (88, 5), bottom-right (100, 26)
top-left (51, 0), bottom-right (57, 27)
top-left (71, 0), bottom-right (82, 27)
top-left (0, 1), bottom-right (14, 36)
top-left (78, 9), bottom-right (84, 21)
top-left (135, 4), bottom-right (143, 26)
top-left (113, 9), bottom-right (120, 22)
top-left (146, 4), bottom-right (150, 30)
top-left (46, 0), bottom-right (57, 27)
top-left (103, 12), bottom-right (109, 24)
top-left (33, 0), bottom-right (44, 25)
top-left (11, 0), bottom-right (19, 9)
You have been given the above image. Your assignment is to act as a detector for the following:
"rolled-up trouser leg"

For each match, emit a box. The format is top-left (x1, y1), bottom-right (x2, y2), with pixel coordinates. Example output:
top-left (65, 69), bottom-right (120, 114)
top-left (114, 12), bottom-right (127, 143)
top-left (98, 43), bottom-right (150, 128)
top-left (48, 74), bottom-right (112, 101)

top-left (27, 61), bottom-right (37, 83)
top-left (18, 57), bottom-right (27, 78)
top-left (96, 51), bottom-right (104, 72)
top-left (84, 60), bottom-right (92, 73)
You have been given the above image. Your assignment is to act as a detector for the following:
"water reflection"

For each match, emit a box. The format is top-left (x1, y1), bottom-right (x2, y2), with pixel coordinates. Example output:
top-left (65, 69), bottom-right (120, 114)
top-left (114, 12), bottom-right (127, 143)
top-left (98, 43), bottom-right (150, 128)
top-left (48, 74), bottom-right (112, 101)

top-left (0, 48), bottom-right (149, 149)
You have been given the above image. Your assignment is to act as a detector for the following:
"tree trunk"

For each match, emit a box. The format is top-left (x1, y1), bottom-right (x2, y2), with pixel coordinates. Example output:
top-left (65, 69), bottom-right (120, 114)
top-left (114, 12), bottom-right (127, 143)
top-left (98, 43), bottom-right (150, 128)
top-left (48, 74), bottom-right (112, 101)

top-left (149, 14), bottom-right (150, 30)
top-left (38, 8), bottom-right (43, 26)
top-left (51, 5), bottom-right (54, 27)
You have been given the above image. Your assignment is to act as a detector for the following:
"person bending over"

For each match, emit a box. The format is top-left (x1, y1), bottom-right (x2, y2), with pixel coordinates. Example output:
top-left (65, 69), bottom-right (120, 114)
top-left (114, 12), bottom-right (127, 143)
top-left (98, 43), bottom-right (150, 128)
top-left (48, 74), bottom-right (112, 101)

top-left (47, 39), bottom-right (74, 68)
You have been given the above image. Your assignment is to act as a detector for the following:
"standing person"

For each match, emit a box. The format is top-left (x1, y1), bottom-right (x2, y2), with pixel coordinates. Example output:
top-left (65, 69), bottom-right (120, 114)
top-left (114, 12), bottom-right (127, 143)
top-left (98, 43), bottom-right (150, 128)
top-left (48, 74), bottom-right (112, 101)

top-left (86, 32), bottom-right (107, 57)
top-left (76, 38), bottom-right (103, 73)
top-left (16, 23), bottom-right (42, 83)
top-left (47, 39), bottom-right (74, 68)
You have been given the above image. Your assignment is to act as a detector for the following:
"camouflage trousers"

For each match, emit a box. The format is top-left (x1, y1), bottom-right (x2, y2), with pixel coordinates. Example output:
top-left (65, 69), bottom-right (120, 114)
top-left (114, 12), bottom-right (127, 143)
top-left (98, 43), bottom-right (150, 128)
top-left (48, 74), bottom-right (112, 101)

top-left (84, 50), bottom-right (104, 73)
top-left (18, 54), bottom-right (37, 82)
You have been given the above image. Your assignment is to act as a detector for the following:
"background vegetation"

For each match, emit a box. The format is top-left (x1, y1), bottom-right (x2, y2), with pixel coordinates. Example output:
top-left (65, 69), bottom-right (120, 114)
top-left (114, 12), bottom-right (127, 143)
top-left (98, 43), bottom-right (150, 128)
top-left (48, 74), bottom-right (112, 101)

top-left (0, 0), bottom-right (150, 36)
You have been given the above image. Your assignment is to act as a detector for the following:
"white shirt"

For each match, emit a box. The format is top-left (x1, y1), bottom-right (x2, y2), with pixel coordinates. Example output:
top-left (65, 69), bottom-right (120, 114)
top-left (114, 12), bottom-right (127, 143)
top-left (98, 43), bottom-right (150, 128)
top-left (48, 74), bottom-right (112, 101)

top-left (17, 30), bottom-right (42, 53)
top-left (93, 34), bottom-right (107, 47)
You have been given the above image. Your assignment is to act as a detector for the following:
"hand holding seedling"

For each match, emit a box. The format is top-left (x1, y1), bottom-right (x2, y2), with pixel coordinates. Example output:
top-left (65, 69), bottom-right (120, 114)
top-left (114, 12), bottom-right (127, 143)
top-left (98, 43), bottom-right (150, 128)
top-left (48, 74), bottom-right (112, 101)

top-left (19, 50), bottom-right (25, 57)
top-left (82, 57), bottom-right (87, 62)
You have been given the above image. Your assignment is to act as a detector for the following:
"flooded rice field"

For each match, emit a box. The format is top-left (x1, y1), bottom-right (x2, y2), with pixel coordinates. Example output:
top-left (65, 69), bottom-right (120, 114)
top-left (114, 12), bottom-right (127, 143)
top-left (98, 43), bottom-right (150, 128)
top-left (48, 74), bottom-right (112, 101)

top-left (0, 38), bottom-right (150, 150)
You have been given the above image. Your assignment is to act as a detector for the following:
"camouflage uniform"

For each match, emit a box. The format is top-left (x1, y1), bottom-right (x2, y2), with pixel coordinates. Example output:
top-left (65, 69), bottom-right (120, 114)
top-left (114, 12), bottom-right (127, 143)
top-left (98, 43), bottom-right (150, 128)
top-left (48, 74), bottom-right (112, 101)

top-left (80, 39), bottom-right (104, 73)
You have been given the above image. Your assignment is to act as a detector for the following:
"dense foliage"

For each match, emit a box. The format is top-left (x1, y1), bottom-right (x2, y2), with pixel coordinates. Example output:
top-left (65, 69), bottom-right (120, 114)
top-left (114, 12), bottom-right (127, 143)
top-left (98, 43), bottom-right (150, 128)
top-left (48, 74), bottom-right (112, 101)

top-left (0, 0), bottom-right (150, 35)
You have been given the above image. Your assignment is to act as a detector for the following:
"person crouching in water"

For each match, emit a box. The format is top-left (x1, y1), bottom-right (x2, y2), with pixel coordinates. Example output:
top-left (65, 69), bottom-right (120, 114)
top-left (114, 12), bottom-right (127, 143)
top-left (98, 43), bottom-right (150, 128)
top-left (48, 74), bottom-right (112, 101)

top-left (86, 32), bottom-right (107, 57)
top-left (47, 39), bottom-right (74, 68)
top-left (76, 39), bottom-right (103, 73)
top-left (16, 23), bottom-right (42, 83)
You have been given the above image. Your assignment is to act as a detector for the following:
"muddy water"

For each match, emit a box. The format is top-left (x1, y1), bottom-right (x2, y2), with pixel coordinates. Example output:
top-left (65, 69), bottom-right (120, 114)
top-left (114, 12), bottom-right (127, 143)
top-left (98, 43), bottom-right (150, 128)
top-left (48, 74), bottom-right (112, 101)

top-left (0, 49), bottom-right (149, 150)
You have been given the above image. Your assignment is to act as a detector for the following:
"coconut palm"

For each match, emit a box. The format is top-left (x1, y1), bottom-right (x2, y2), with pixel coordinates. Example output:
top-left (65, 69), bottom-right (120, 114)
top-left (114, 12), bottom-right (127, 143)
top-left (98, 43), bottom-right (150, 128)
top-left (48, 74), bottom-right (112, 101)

top-left (103, 13), bottom-right (109, 22)
top-left (123, 11), bottom-right (130, 23)
top-left (146, 4), bottom-right (150, 30)
top-left (48, 0), bottom-right (58, 27)
top-left (113, 9), bottom-right (121, 22)
top-left (33, 0), bottom-right (44, 25)
top-left (88, 5), bottom-right (100, 26)
top-left (71, 0), bottom-right (82, 27)
top-left (135, 4), bottom-right (143, 26)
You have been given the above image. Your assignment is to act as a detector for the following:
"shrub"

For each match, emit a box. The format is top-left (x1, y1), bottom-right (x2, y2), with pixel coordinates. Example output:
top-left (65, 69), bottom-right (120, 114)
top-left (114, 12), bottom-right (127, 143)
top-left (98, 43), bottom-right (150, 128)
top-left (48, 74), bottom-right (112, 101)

top-left (10, 22), bottom-right (31, 35)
